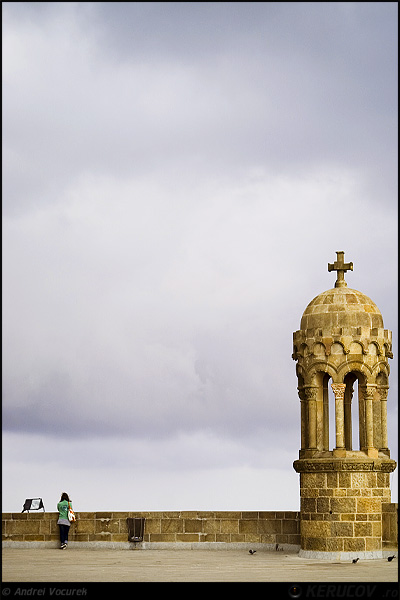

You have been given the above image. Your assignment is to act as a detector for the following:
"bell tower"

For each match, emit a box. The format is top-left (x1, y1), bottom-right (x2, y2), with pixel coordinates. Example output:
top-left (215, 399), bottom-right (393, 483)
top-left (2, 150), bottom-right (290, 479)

top-left (293, 252), bottom-right (396, 559)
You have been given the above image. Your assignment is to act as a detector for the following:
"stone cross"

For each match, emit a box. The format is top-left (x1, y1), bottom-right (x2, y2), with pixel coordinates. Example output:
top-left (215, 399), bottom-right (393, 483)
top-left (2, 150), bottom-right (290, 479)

top-left (328, 251), bottom-right (353, 288)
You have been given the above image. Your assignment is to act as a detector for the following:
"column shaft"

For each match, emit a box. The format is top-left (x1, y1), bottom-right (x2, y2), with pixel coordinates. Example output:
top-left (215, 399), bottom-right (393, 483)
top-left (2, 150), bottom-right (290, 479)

top-left (331, 383), bottom-right (346, 449)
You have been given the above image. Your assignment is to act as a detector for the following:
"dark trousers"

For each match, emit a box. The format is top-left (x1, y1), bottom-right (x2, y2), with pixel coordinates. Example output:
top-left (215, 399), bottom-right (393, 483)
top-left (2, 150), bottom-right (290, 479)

top-left (59, 524), bottom-right (70, 545)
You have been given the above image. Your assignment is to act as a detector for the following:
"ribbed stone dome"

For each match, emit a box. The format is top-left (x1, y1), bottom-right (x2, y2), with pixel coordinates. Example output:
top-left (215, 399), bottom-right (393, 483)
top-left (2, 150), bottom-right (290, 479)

top-left (300, 287), bottom-right (384, 331)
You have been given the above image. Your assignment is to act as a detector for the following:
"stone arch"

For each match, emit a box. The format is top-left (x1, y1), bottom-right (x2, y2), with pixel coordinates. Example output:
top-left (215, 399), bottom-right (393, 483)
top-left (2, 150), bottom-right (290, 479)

top-left (372, 361), bottom-right (390, 380)
top-left (306, 361), bottom-right (338, 385)
top-left (330, 341), bottom-right (345, 355)
top-left (311, 341), bottom-right (326, 356)
top-left (368, 341), bottom-right (380, 356)
top-left (337, 361), bottom-right (372, 383)
top-left (349, 341), bottom-right (365, 355)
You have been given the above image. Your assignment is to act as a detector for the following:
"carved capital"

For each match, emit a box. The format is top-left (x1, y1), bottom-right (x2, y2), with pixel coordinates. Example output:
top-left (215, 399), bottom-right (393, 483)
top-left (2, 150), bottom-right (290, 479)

top-left (331, 383), bottom-right (346, 400)
top-left (377, 386), bottom-right (389, 401)
top-left (361, 385), bottom-right (376, 401)
top-left (303, 387), bottom-right (318, 401)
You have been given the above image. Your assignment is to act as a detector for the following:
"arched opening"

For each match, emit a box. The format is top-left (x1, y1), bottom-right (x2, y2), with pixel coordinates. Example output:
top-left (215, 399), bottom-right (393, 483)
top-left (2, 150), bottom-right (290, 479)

top-left (344, 372), bottom-right (358, 450)
top-left (323, 371), bottom-right (363, 452)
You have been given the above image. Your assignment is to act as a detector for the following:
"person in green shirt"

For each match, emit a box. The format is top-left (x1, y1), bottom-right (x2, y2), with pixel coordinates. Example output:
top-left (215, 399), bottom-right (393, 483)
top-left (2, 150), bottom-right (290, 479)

top-left (57, 492), bottom-right (73, 549)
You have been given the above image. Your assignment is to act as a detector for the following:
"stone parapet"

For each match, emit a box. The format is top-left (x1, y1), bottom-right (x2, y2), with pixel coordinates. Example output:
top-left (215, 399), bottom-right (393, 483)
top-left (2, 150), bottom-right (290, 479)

top-left (2, 511), bottom-right (301, 549)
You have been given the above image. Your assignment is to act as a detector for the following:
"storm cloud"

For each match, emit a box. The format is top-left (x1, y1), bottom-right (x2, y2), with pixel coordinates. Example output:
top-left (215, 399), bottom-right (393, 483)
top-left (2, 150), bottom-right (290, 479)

top-left (2, 2), bottom-right (397, 512)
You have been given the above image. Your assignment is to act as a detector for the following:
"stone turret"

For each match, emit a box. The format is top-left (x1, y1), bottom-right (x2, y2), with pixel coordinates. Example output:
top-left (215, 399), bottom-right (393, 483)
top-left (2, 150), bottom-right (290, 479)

top-left (293, 252), bottom-right (396, 560)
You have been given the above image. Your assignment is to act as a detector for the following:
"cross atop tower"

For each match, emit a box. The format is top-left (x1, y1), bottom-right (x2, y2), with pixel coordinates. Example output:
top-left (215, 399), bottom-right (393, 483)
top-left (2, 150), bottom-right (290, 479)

top-left (328, 251), bottom-right (353, 288)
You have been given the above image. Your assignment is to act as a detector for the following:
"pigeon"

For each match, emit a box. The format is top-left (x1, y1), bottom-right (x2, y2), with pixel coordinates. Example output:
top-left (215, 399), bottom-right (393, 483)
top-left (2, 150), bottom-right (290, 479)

top-left (249, 549), bottom-right (256, 555)
top-left (387, 556), bottom-right (396, 562)
top-left (352, 558), bottom-right (359, 564)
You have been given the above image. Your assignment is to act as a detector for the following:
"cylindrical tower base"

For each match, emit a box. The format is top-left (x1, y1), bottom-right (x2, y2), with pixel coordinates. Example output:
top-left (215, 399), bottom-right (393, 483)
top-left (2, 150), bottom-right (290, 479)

top-left (293, 457), bottom-right (396, 560)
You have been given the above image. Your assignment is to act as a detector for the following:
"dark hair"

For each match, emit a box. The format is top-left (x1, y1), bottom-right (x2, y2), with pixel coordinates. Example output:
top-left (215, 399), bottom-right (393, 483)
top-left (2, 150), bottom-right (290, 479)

top-left (60, 492), bottom-right (70, 502)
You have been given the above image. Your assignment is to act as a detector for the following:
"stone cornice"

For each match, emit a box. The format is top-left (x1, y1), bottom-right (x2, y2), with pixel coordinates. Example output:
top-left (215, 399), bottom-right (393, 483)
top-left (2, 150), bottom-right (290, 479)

top-left (293, 458), bottom-right (397, 473)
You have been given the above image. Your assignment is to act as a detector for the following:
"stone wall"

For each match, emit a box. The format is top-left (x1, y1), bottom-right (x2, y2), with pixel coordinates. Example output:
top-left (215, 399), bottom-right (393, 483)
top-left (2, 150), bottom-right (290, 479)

top-left (297, 466), bottom-right (397, 557)
top-left (382, 503), bottom-right (398, 549)
top-left (2, 510), bottom-right (300, 549)
top-left (4, 507), bottom-right (396, 551)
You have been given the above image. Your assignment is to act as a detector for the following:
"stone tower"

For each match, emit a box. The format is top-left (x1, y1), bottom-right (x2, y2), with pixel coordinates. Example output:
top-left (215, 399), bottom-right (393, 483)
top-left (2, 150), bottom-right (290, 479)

top-left (292, 251), bottom-right (396, 559)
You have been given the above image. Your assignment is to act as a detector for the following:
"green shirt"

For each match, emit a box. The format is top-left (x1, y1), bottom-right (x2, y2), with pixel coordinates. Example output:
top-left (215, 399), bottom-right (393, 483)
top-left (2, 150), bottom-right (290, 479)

top-left (57, 499), bottom-right (72, 524)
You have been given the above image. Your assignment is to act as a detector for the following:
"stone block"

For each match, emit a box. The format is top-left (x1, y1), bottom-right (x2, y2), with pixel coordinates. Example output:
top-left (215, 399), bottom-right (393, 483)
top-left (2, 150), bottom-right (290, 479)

top-left (354, 522), bottom-right (372, 537)
top-left (95, 519), bottom-right (119, 534)
top-left (301, 520), bottom-right (330, 538)
top-left (184, 519), bottom-right (203, 533)
top-left (331, 522), bottom-right (353, 537)
top-left (9, 520), bottom-right (40, 535)
top-left (317, 498), bottom-right (330, 513)
top-left (377, 473), bottom-right (390, 487)
top-left (258, 512), bottom-right (277, 519)
top-left (326, 473), bottom-right (339, 488)
top-left (231, 534), bottom-right (246, 542)
top-left (367, 514), bottom-right (381, 521)
top-left (220, 520), bottom-right (239, 534)
top-left (351, 472), bottom-right (375, 488)
top-left (303, 537), bottom-right (328, 552)
top-left (356, 498), bottom-right (381, 514)
top-left (203, 520), bottom-right (220, 534)
top-left (330, 498), bottom-right (356, 514)
top-left (76, 520), bottom-right (95, 534)
top-left (39, 521), bottom-right (51, 535)
top-left (343, 537), bottom-right (366, 552)
top-left (340, 513), bottom-right (356, 521)
top-left (219, 512), bottom-right (241, 519)
top-left (242, 512), bottom-right (259, 519)
top-left (257, 520), bottom-right (281, 534)
top-left (365, 537), bottom-right (381, 551)
top-left (239, 520), bottom-right (258, 534)
top-left (95, 512), bottom-right (112, 519)
top-left (215, 534), bottom-right (231, 542)
top-left (346, 488), bottom-right (362, 496)
top-left (161, 519), bottom-right (183, 534)
top-left (282, 520), bottom-right (299, 534)
top-left (338, 473), bottom-right (352, 488)
top-left (288, 534), bottom-right (301, 545)
top-left (144, 519), bottom-right (161, 534)
top-left (301, 498), bottom-right (316, 513)
top-left (325, 537), bottom-right (343, 552)
top-left (176, 534), bottom-right (199, 542)
top-left (371, 522), bottom-right (382, 538)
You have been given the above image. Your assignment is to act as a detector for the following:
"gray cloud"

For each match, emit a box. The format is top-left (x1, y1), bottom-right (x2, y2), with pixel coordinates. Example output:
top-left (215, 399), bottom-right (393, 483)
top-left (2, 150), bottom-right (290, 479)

top-left (2, 2), bottom-right (397, 512)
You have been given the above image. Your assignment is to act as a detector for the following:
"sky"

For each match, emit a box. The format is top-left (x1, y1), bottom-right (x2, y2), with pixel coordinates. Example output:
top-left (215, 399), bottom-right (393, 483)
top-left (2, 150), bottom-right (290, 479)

top-left (2, 2), bottom-right (398, 514)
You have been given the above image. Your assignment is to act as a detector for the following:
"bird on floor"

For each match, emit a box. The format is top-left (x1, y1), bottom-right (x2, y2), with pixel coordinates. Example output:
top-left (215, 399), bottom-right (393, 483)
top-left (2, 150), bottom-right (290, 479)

top-left (249, 549), bottom-right (256, 555)
top-left (352, 558), bottom-right (359, 563)
top-left (387, 556), bottom-right (396, 562)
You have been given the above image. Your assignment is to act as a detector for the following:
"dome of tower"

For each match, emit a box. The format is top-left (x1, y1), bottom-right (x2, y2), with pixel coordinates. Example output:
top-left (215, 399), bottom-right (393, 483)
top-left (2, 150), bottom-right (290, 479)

top-left (300, 286), bottom-right (384, 332)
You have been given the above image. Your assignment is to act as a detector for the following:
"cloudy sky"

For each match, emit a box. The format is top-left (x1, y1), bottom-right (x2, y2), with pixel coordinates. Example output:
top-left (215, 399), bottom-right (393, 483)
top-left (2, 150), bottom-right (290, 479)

top-left (2, 2), bottom-right (397, 513)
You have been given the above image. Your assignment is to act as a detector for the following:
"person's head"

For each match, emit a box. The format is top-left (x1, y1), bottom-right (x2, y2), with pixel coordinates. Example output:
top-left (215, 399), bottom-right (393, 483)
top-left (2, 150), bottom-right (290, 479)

top-left (60, 492), bottom-right (70, 502)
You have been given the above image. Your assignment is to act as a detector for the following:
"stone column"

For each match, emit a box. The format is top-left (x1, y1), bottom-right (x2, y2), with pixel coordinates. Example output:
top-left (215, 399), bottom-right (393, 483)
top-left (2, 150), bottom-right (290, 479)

top-left (362, 385), bottom-right (378, 458)
top-left (331, 383), bottom-right (346, 454)
top-left (298, 388), bottom-right (307, 451)
top-left (304, 387), bottom-right (317, 449)
top-left (378, 386), bottom-right (389, 451)
top-left (344, 383), bottom-right (354, 450)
